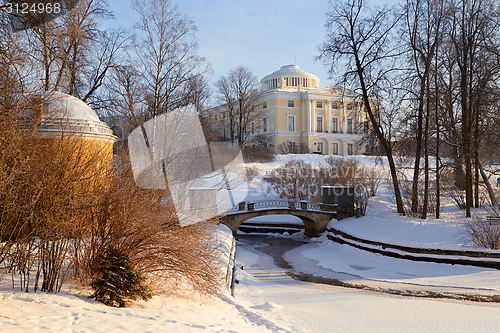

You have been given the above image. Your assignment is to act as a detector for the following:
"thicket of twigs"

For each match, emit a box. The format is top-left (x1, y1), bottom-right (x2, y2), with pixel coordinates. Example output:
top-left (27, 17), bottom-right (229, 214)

top-left (463, 209), bottom-right (500, 250)
top-left (241, 145), bottom-right (275, 163)
top-left (0, 99), bottom-right (223, 303)
top-left (263, 157), bottom-right (380, 211)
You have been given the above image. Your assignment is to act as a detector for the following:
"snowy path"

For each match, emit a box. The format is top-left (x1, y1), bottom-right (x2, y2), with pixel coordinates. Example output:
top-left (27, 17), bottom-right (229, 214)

top-left (233, 234), bottom-right (500, 333)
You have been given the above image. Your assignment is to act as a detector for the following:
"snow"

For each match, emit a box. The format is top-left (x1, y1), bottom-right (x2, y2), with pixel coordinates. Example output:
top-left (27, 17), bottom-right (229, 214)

top-left (287, 240), bottom-right (500, 291)
top-left (2, 154), bottom-right (500, 332)
top-left (330, 183), bottom-right (490, 250)
top-left (241, 215), bottom-right (304, 225)
top-left (234, 239), bottom-right (500, 333)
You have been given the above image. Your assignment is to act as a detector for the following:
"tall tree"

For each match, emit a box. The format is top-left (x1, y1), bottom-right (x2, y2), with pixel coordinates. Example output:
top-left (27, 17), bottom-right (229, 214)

top-left (132, 0), bottom-right (210, 120)
top-left (318, 0), bottom-right (406, 215)
top-left (215, 66), bottom-right (259, 147)
top-left (22, 0), bottom-right (113, 96)
top-left (448, 0), bottom-right (500, 216)
top-left (403, 0), bottom-right (446, 217)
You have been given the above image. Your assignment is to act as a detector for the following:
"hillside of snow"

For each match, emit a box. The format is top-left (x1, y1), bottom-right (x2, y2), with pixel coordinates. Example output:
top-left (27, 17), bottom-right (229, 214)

top-left (2, 154), bottom-right (500, 332)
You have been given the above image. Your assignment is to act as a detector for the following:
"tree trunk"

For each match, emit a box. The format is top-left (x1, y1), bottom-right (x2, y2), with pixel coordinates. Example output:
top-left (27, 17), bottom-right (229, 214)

top-left (435, 49), bottom-right (440, 219)
top-left (478, 160), bottom-right (499, 209)
top-left (422, 74), bottom-right (430, 219)
top-left (411, 91), bottom-right (424, 214)
top-left (474, 107), bottom-right (479, 208)
top-left (354, 54), bottom-right (405, 215)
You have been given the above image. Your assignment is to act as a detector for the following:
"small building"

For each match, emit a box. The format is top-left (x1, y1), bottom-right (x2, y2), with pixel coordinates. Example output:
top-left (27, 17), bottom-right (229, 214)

top-left (33, 91), bottom-right (116, 180)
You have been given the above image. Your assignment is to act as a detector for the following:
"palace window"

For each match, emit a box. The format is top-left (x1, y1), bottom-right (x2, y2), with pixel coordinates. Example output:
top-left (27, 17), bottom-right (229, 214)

top-left (332, 118), bottom-right (338, 133)
top-left (347, 104), bottom-right (353, 110)
top-left (262, 117), bottom-right (268, 132)
top-left (250, 121), bottom-right (255, 135)
top-left (332, 143), bottom-right (338, 155)
top-left (316, 101), bottom-right (323, 108)
top-left (315, 142), bottom-right (323, 154)
top-left (288, 100), bottom-right (294, 107)
top-left (263, 101), bottom-right (267, 109)
top-left (347, 118), bottom-right (353, 134)
top-left (288, 115), bottom-right (295, 131)
top-left (348, 143), bottom-right (354, 155)
top-left (215, 115), bottom-right (218, 121)
top-left (316, 116), bottom-right (323, 132)
top-left (332, 102), bottom-right (338, 109)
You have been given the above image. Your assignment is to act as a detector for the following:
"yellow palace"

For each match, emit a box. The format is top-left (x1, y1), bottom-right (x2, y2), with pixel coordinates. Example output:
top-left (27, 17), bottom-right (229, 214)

top-left (213, 65), bottom-right (378, 156)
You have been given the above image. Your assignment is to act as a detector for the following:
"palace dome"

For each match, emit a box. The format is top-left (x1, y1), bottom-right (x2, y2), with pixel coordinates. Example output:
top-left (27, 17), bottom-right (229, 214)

top-left (37, 92), bottom-right (115, 142)
top-left (261, 65), bottom-right (319, 90)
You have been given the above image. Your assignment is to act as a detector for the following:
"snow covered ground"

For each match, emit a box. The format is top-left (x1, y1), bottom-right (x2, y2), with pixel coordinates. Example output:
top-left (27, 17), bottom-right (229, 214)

top-left (331, 184), bottom-right (488, 250)
top-left (2, 233), bottom-right (499, 333)
top-left (233, 236), bottom-right (500, 333)
top-left (1, 154), bottom-right (500, 332)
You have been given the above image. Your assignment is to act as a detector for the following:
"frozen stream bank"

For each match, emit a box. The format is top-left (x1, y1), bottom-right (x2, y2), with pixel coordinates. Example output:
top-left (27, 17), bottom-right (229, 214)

top-left (233, 233), bottom-right (500, 332)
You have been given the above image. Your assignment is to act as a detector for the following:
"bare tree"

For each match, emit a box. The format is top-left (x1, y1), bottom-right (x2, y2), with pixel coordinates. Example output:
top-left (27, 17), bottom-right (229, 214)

top-left (215, 66), bottom-right (259, 147)
top-left (214, 75), bottom-right (236, 143)
top-left (21, 0), bottom-right (112, 95)
top-left (82, 29), bottom-right (129, 105)
top-left (132, 0), bottom-right (210, 120)
top-left (403, 0), bottom-right (446, 217)
top-left (448, 0), bottom-right (500, 216)
top-left (318, 0), bottom-right (405, 215)
top-left (105, 64), bottom-right (147, 128)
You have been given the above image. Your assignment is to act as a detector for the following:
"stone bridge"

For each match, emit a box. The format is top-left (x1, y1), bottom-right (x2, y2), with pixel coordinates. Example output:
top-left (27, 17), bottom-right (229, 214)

top-left (221, 200), bottom-right (353, 237)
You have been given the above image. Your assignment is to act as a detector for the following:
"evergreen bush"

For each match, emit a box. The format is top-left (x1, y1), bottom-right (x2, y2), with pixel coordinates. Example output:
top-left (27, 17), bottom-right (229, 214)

top-left (90, 246), bottom-right (152, 307)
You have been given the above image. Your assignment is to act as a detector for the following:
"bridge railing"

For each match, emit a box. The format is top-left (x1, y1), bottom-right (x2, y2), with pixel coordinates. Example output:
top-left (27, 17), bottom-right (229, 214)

top-left (228, 200), bottom-right (322, 213)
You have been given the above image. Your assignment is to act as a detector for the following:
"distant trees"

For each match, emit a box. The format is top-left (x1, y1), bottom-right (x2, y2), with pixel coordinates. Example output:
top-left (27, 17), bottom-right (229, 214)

top-left (131, 0), bottom-right (211, 121)
top-left (215, 66), bottom-right (259, 146)
top-left (318, 0), bottom-right (406, 215)
top-left (319, 0), bottom-right (500, 218)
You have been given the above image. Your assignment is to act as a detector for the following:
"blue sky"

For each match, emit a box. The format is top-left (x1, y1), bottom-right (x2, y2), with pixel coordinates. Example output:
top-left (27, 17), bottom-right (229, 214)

top-left (106, 0), bottom-right (333, 89)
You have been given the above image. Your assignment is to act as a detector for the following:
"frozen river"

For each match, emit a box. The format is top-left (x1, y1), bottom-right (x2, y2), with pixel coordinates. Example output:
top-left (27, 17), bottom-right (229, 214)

top-left (233, 233), bottom-right (500, 333)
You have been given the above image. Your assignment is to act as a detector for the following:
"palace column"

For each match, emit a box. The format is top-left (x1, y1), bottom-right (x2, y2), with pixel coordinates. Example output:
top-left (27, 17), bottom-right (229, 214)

top-left (306, 99), bottom-right (311, 132)
top-left (326, 100), bottom-right (331, 132)
top-left (311, 99), bottom-right (316, 132)
top-left (302, 99), bottom-right (305, 132)
top-left (357, 104), bottom-right (361, 134)
top-left (342, 102), bottom-right (347, 134)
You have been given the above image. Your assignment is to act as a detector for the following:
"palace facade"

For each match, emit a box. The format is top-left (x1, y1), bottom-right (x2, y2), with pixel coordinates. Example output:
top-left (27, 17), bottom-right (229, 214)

top-left (213, 65), bottom-right (377, 156)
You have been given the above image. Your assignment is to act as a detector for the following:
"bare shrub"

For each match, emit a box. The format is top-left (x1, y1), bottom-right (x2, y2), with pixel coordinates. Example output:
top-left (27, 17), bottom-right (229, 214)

top-left (320, 156), bottom-right (362, 185)
top-left (277, 141), bottom-right (309, 154)
top-left (245, 167), bottom-right (259, 181)
top-left (463, 217), bottom-right (500, 250)
top-left (241, 145), bottom-right (275, 162)
top-left (365, 166), bottom-right (383, 197)
top-left (264, 160), bottom-right (318, 200)
top-left (445, 186), bottom-right (466, 209)
top-left (355, 187), bottom-right (368, 217)
top-left (0, 110), bottom-right (224, 297)
top-left (74, 149), bottom-right (225, 297)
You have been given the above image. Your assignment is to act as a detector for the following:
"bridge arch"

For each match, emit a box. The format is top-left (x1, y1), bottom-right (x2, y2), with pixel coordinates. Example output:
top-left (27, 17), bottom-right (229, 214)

top-left (221, 203), bottom-right (337, 237)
